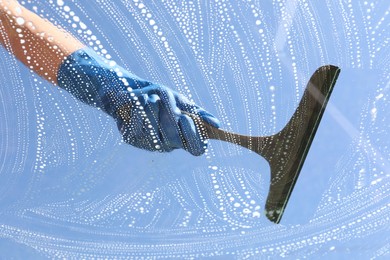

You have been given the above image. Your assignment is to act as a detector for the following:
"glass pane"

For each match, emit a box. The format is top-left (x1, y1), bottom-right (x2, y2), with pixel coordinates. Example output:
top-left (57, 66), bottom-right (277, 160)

top-left (0, 0), bottom-right (388, 258)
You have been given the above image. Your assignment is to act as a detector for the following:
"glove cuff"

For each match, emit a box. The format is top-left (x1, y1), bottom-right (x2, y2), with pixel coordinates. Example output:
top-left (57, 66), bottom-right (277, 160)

top-left (57, 47), bottom-right (151, 119)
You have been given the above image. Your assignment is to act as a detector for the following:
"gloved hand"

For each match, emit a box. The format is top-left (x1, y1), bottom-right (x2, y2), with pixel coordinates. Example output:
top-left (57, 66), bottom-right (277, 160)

top-left (115, 85), bottom-right (220, 156)
top-left (57, 48), bottom-right (220, 156)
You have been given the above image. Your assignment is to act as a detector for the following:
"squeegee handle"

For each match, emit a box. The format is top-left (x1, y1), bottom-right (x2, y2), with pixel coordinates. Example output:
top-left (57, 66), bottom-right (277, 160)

top-left (183, 111), bottom-right (267, 152)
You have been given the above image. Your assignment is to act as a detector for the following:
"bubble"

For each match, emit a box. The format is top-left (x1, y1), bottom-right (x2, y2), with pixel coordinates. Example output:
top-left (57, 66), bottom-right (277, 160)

top-left (16, 17), bottom-right (25, 25)
top-left (243, 208), bottom-right (251, 214)
top-left (252, 212), bottom-right (261, 218)
top-left (79, 22), bottom-right (87, 30)
top-left (14, 6), bottom-right (22, 14)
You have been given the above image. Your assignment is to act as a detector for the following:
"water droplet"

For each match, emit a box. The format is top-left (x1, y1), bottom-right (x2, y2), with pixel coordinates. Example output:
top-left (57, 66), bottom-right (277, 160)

top-left (14, 6), bottom-right (22, 14)
top-left (80, 22), bottom-right (87, 30)
top-left (16, 17), bottom-right (25, 25)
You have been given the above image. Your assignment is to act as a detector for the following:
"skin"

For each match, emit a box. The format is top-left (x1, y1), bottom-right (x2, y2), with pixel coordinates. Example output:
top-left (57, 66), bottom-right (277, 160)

top-left (0, 0), bottom-right (84, 84)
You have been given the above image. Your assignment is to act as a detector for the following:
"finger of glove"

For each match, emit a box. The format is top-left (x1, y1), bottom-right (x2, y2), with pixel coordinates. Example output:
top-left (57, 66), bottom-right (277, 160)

top-left (117, 93), bottom-right (147, 141)
top-left (143, 94), bottom-right (170, 152)
top-left (173, 92), bottom-right (195, 112)
top-left (119, 113), bottom-right (151, 150)
top-left (175, 95), bottom-right (221, 129)
top-left (194, 108), bottom-right (221, 128)
top-left (178, 114), bottom-right (206, 156)
top-left (154, 90), bottom-right (183, 150)
top-left (122, 93), bottom-right (159, 151)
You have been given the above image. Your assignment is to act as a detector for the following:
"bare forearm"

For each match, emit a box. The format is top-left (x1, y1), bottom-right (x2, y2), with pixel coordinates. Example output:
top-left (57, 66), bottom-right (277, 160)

top-left (0, 0), bottom-right (84, 83)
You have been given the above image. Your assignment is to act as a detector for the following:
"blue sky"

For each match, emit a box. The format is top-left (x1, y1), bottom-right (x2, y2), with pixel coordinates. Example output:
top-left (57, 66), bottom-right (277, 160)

top-left (0, 0), bottom-right (389, 258)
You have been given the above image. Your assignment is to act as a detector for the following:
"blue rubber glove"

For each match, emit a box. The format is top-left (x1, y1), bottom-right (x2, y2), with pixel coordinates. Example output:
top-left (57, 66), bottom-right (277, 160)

top-left (57, 48), bottom-right (220, 156)
top-left (115, 85), bottom-right (220, 155)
